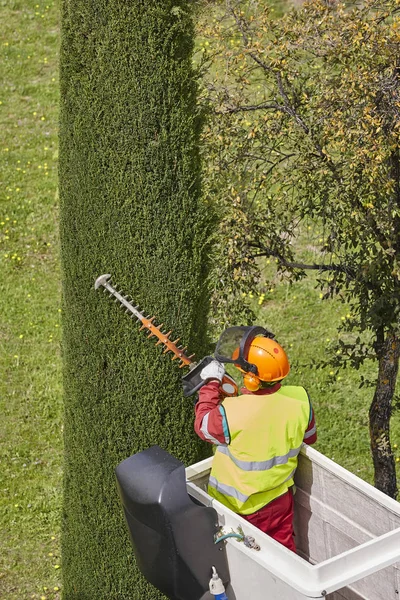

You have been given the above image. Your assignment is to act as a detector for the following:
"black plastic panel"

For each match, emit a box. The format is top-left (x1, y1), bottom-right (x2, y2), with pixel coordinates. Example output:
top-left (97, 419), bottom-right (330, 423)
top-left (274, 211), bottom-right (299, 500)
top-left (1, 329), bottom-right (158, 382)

top-left (115, 445), bottom-right (230, 600)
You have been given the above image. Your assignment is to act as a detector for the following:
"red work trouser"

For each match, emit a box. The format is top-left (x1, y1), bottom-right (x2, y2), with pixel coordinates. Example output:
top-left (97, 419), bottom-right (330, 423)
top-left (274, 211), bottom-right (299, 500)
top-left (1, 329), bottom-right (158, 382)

top-left (242, 488), bottom-right (296, 552)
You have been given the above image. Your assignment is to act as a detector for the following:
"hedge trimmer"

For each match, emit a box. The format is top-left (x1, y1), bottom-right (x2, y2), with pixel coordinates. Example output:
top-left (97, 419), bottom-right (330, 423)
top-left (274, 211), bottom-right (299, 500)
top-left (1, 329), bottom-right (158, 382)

top-left (94, 274), bottom-right (237, 398)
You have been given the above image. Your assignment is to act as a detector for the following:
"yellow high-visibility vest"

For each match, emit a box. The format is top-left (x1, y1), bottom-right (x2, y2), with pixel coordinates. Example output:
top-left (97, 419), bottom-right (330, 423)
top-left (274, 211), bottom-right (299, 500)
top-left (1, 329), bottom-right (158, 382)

top-left (208, 386), bottom-right (310, 515)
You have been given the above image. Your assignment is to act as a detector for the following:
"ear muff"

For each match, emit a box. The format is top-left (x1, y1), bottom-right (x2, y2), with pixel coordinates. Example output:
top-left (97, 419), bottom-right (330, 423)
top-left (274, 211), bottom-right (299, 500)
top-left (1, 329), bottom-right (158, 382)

top-left (243, 372), bottom-right (261, 392)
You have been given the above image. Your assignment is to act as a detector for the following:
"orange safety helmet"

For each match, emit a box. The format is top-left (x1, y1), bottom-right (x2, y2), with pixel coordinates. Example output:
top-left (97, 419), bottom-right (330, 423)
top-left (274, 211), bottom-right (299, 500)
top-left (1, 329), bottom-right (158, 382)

top-left (215, 326), bottom-right (290, 392)
top-left (241, 336), bottom-right (290, 391)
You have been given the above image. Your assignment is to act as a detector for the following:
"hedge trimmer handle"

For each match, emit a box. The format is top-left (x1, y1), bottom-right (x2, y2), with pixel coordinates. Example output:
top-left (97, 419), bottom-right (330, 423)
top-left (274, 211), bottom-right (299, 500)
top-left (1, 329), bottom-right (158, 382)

top-left (181, 356), bottom-right (237, 398)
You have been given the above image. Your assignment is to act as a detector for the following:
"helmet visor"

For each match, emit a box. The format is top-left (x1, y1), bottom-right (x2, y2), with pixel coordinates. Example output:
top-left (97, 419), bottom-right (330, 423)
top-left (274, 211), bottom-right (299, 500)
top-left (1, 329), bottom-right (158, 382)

top-left (215, 326), bottom-right (275, 373)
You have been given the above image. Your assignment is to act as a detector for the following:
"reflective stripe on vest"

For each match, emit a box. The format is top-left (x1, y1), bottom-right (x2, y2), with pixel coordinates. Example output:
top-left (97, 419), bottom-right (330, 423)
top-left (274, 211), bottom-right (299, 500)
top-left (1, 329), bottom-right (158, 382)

top-left (209, 467), bottom-right (296, 504)
top-left (207, 386), bottom-right (310, 515)
top-left (216, 444), bottom-right (302, 471)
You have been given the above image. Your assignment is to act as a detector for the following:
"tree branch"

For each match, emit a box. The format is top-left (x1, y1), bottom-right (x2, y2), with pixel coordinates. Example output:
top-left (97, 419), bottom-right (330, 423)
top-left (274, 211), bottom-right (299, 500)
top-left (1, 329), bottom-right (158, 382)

top-left (245, 244), bottom-right (356, 277)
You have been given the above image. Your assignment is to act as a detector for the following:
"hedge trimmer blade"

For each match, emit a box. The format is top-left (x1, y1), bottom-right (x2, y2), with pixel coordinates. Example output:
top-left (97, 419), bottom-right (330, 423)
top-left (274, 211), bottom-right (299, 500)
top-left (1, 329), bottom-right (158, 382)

top-left (94, 274), bottom-right (194, 368)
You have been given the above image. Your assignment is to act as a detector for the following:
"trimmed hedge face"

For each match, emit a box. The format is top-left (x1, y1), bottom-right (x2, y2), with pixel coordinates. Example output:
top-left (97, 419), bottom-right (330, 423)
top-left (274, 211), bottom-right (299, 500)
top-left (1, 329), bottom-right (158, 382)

top-left (59, 2), bottom-right (212, 598)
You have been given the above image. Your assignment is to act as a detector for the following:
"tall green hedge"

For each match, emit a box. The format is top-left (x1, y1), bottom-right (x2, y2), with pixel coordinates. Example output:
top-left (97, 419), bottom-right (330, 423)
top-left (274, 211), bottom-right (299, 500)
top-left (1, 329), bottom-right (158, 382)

top-left (59, 2), bottom-right (212, 598)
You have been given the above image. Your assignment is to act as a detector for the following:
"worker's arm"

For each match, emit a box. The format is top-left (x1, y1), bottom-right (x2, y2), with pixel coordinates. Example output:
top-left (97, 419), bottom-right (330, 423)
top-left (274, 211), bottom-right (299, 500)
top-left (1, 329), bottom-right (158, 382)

top-left (194, 380), bottom-right (231, 445)
top-left (303, 400), bottom-right (317, 445)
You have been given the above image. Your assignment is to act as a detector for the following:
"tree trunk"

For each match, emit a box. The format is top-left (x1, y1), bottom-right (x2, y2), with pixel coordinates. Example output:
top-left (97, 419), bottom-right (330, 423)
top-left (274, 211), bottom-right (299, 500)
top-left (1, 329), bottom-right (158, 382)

top-left (369, 330), bottom-right (400, 499)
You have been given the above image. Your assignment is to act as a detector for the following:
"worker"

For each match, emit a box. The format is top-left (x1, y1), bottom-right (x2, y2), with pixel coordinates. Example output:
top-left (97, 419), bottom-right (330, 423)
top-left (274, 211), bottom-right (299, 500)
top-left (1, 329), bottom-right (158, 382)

top-left (194, 326), bottom-right (317, 553)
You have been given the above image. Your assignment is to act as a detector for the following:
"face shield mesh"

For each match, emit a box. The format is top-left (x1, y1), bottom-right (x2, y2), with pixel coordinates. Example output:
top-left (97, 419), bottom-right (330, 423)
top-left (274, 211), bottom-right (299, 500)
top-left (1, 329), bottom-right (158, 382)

top-left (214, 326), bottom-right (250, 364)
top-left (215, 326), bottom-right (275, 373)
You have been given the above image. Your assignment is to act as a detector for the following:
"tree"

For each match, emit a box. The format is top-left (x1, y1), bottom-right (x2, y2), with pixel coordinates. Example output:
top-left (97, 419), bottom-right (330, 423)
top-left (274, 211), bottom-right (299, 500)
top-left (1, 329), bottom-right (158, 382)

top-left (59, 1), bottom-right (211, 597)
top-left (202, 0), bottom-right (400, 498)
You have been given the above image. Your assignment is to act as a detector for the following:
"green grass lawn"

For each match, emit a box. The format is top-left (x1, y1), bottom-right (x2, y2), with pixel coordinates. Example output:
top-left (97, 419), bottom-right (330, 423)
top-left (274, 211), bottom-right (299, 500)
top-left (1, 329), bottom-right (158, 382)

top-left (1, 1), bottom-right (399, 598)
top-left (0, 1), bottom-right (62, 599)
